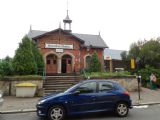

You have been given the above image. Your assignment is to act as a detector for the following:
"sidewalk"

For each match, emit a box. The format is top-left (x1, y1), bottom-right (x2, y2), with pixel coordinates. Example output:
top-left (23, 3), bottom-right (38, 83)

top-left (1, 87), bottom-right (160, 113)
top-left (131, 87), bottom-right (160, 105)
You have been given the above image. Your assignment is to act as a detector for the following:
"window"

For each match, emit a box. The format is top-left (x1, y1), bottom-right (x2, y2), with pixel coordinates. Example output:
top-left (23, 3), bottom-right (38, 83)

top-left (86, 56), bottom-right (91, 69)
top-left (76, 82), bottom-right (96, 94)
top-left (99, 82), bottom-right (114, 92)
top-left (47, 60), bottom-right (50, 64)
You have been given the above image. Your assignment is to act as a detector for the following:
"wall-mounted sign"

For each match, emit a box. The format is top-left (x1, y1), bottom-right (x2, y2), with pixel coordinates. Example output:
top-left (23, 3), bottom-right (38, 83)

top-left (106, 56), bottom-right (112, 60)
top-left (45, 43), bottom-right (73, 49)
top-left (131, 59), bottom-right (135, 69)
top-left (56, 49), bottom-right (63, 53)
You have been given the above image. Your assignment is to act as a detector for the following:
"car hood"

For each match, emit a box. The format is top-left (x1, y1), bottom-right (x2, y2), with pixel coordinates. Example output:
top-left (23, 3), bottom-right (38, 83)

top-left (40, 92), bottom-right (65, 100)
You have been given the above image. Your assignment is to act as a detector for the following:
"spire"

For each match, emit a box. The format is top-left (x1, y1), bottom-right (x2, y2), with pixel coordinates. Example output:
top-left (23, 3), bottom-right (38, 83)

top-left (59, 22), bottom-right (61, 28)
top-left (99, 31), bottom-right (101, 36)
top-left (63, 10), bottom-right (72, 23)
top-left (63, 0), bottom-right (72, 32)
top-left (30, 25), bottom-right (32, 32)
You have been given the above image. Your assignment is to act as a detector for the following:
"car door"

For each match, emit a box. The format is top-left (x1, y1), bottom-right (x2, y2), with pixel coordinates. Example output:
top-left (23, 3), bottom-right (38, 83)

top-left (96, 81), bottom-right (119, 111)
top-left (68, 81), bottom-right (97, 114)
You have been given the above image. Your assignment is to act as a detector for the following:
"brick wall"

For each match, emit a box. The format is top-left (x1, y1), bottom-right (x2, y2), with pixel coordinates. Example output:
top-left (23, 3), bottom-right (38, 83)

top-left (35, 30), bottom-right (104, 73)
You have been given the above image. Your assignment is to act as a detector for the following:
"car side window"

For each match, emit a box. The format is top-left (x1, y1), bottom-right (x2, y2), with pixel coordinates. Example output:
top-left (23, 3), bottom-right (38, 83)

top-left (99, 82), bottom-right (114, 92)
top-left (76, 82), bottom-right (97, 94)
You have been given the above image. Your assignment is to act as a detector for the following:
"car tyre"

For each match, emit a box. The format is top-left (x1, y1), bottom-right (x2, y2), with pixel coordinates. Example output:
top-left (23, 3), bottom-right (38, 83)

top-left (48, 105), bottom-right (65, 120)
top-left (115, 102), bottom-right (129, 117)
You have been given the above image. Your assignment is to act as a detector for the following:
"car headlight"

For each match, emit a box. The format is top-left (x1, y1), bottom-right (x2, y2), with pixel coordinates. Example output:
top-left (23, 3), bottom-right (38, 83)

top-left (37, 99), bottom-right (46, 105)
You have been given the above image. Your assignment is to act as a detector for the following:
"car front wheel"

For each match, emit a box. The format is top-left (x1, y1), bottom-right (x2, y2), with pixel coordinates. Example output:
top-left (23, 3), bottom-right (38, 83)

top-left (48, 106), bottom-right (65, 120)
top-left (115, 102), bottom-right (129, 117)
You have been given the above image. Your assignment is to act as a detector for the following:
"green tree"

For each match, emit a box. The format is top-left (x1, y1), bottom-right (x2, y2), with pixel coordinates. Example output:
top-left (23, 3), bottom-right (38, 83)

top-left (89, 52), bottom-right (101, 72)
top-left (0, 56), bottom-right (14, 76)
top-left (128, 42), bottom-right (141, 59)
top-left (32, 41), bottom-right (44, 75)
top-left (126, 38), bottom-right (160, 71)
top-left (120, 51), bottom-right (130, 70)
top-left (13, 35), bottom-right (37, 75)
top-left (139, 40), bottom-right (160, 68)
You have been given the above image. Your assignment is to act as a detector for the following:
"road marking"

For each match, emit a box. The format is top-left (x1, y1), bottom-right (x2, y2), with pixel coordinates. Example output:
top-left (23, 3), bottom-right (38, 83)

top-left (133, 105), bottom-right (149, 109)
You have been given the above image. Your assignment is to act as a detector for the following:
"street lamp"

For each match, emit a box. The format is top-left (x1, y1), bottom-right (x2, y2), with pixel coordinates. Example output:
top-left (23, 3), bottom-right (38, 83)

top-left (136, 57), bottom-right (141, 100)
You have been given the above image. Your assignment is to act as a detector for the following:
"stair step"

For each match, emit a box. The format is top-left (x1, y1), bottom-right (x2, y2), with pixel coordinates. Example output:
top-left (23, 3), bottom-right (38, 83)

top-left (44, 81), bottom-right (76, 84)
top-left (45, 77), bottom-right (81, 80)
top-left (44, 86), bottom-right (71, 89)
top-left (43, 75), bottom-right (81, 95)
top-left (44, 84), bottom-right (73, 87)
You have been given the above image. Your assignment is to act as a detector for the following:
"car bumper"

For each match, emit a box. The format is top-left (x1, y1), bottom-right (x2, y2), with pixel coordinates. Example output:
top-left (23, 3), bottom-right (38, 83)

top-left (36, 105), bottom-right (48, 117)
top-left (129, 99), bottom-right (133, 109)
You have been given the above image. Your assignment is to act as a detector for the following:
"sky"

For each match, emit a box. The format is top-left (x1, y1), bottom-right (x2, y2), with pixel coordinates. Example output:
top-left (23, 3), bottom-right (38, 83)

top-left (1, 0), bottom-right (160, 59)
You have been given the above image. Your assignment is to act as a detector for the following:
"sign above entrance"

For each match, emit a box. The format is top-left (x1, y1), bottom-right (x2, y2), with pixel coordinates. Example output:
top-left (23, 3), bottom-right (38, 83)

top-left (45, 43), bottom-right (73, 49)
top-left (56, 49), bottom-right (63, 53)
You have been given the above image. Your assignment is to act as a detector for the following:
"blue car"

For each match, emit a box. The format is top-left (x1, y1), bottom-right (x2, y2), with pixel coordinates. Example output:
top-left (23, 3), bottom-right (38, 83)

top-left (37, 80), bottom-right (132, 120)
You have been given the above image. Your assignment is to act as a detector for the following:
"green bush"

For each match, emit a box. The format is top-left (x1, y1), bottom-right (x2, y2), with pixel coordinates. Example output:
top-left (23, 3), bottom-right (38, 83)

top-left (0, 56), bottom-right (14, 76)
top-left (139, 65), bottom-right (160, 87)
top-left (82, 71), bottom-right (131, 78)
top-left (88, 52), bottom-right (101, 72)
top-left (12, 35), bottom-right (44, 75)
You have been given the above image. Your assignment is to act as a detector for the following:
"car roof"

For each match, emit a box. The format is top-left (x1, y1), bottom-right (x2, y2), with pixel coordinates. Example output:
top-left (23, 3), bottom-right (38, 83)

top-left (80, 79), bottom-right (117, 83)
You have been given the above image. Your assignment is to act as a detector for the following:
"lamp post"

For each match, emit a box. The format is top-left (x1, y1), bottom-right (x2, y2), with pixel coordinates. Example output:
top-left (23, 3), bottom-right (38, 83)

top-left (136, 57), bottom-right (141, 100)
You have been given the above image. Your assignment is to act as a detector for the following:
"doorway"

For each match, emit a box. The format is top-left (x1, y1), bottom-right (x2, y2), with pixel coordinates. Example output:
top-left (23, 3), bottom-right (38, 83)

top-left (61, 55), bottom-right (72, 73)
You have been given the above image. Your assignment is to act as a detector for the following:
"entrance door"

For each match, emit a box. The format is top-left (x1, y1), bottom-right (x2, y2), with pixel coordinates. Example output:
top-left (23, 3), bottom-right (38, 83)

top-left (61, 55), bottom-right (72, 73)
top-left (46, 54), bottom-right (57, 74)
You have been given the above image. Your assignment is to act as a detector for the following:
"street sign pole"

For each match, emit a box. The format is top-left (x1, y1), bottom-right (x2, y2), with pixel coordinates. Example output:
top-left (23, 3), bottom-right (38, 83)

top-left (137, 76), bottom-right (141, 100)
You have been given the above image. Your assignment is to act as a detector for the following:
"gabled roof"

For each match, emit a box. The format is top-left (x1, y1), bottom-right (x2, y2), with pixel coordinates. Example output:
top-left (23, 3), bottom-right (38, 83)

top-left (72, 33), bottom-right (108, 48)
top-left (28, 28), bottom-right (108, 48)
top-left (28, 30), bottom-right (46, 38)
top-left (104, 48), bottom-right (127, 60)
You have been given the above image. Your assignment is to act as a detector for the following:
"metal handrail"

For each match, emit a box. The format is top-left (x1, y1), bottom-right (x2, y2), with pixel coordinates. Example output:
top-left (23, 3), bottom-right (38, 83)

top-left (82, 69), bottom-right (90, 79)
top-left (42, 69), bottom-right (46, 83)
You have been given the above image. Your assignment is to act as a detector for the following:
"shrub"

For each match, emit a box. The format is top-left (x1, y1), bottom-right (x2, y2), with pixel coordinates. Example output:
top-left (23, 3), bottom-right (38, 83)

top-left (139, 65), bottom-right (160, 87)
top-left (0, 56), bottom-right (14, 76)
top-left (88, 52), bottom-right (101, 72)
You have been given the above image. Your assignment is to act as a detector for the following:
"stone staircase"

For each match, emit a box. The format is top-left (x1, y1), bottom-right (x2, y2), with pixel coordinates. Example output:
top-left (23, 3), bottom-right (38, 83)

top-left (43, 75), bottom-right (81, 95)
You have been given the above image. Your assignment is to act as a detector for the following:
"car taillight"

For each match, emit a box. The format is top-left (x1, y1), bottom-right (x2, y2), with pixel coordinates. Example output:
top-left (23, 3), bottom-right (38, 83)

top-left (124, 91), bottom-right (130, 96)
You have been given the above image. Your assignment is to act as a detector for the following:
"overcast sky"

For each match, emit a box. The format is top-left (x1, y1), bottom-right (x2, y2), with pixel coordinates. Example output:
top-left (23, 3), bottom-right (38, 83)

top-left (1, 0), bottom-right (160, 59)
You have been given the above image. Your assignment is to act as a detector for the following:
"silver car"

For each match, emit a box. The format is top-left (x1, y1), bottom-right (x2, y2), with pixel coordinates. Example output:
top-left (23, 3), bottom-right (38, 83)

top-left (0, 91), bottom-right (3, 110)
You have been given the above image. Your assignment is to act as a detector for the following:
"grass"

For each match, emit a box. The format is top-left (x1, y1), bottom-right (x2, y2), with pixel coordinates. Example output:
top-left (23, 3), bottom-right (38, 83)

top-left (0, 75), bottom-right (42, 80)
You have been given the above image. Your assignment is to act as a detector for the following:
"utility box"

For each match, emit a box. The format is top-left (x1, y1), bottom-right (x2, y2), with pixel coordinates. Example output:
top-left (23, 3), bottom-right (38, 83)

top-left (15, 83), bottom-right (36, 97)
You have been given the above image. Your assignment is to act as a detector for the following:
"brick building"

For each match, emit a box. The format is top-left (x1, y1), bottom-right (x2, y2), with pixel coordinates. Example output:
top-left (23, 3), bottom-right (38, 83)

top-left (28, 12), bottom-right (108, 74)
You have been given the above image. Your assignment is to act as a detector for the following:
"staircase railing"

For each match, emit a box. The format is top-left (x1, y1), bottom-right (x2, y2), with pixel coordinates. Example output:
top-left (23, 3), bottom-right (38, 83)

top-left (42, 69), bottom-right (46, 86)
top-left (82, 69), bottom-right (90, 80)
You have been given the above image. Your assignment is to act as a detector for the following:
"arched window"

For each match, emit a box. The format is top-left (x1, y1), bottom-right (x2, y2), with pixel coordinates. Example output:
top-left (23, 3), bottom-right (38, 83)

top-left (86, 56), bottom-right (92, 69)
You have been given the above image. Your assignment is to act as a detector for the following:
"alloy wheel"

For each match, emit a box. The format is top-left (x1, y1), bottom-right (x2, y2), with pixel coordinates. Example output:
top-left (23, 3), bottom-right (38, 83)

top-left (116, 102), bottom-right (128, 117)
top-left (48, 106), bottom-right (65, 120)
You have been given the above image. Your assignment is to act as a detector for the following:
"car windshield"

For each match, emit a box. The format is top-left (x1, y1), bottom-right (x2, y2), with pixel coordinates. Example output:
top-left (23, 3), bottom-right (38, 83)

top-left (64, 83), bottom-right (80, 93)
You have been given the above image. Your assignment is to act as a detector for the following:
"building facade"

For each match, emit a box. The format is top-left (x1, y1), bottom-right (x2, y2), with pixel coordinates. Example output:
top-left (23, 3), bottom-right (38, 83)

top-left (104, 49), bottom-right (127, 72)
top-left (28, 13), bottom-right (108, 74)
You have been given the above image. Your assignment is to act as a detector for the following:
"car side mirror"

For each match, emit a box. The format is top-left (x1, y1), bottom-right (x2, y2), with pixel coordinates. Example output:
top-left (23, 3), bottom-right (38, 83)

top-left (72, 91), bottom-right (80, 95)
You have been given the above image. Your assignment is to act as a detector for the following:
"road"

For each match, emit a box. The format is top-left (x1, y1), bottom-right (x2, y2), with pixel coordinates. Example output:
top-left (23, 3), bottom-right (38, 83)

top-left (0, 104), bottom-right (160, 120)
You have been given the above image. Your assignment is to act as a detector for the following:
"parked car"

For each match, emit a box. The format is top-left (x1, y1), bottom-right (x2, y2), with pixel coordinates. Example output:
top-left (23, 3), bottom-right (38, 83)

top-left (0, 91), bottom-right (4, 110)
top-left (37, 80), bottom-right (132, 120)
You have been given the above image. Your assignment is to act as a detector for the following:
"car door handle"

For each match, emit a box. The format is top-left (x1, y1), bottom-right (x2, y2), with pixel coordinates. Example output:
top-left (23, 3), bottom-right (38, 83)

top-left (91, 96), bottom-right (96, 100)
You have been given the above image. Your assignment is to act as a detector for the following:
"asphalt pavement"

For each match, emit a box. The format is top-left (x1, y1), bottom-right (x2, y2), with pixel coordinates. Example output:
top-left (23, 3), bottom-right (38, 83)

top-left (1, 104), bottom-right (160, 120)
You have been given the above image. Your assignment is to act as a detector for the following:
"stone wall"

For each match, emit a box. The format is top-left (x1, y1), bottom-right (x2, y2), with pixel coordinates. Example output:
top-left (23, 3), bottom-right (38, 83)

top-left (0, 78), bottom-right (43, 96)
top-left (0, 76), bottom-right (138, 96)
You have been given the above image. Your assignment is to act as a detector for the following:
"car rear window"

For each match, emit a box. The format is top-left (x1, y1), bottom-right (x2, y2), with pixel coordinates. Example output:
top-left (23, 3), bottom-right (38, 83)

top-left (99, 81), bottom-right (114, 92)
